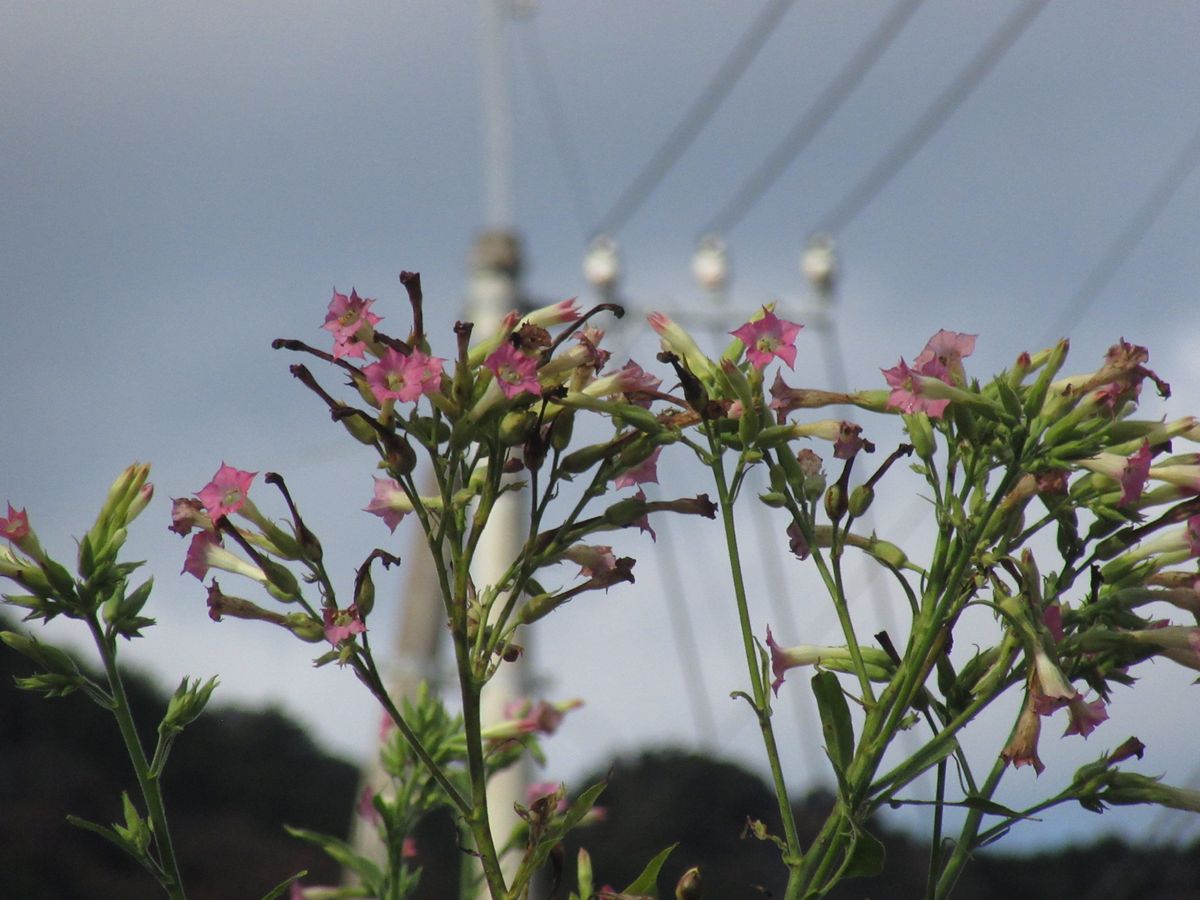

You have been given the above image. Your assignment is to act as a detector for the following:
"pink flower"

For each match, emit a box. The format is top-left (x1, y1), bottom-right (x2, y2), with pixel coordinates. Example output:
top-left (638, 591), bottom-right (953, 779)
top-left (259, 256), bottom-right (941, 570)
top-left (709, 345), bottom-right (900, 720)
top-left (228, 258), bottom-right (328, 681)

top-left (1077, 442), bottom-right (1153, 506)
top-left (881, 359), bottom-right (951, 418)
top-left (323, 604), bottom-right (366, 645)
top-left (323, 288), bottom-right (381, 360)
top-left (585, 359), bottom-right (662, 407)
top-left (182, 531), bottom-right (267, 584)
top-left (364, 477), bottom-right (414, 532)
top-left (913, 329), bottom-right (976, 384)
top-left (522, 297), bottom-right (582, 328)
top-left (196, 463), bottom-right (256, 522)
top-left (363, 347), bottom-right (445, 404)
top-left (486, 698), bottom-right (583, 742)
top-left (485, 343), bottom-right (542, 399)
top-left (613, 447), bottom-right (661, 490)
top-left (1063, 694), bottom-right (1108, 738)
top-left (730, 308), bottom-right (803, 370)
top-left (0, 504), bottom-right (30, 542)
top-left (561, 544), bottom-right (618, 578)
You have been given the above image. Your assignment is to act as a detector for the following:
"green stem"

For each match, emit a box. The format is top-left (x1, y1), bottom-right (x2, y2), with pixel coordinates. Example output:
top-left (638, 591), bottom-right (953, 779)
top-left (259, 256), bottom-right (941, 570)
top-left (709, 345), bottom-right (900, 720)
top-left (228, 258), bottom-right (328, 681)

top-left (705, 435), bottom-right (804, 875)
top-left (88, 616), bottom-right (186, 899)
top-left (934, 756), bottom-right (1008, 899)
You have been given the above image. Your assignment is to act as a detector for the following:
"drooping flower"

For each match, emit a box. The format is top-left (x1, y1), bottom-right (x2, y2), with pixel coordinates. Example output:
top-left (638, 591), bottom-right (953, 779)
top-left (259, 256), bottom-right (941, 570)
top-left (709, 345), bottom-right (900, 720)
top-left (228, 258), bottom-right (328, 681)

top-left (613, 447), bottom-right (661, 490)
top-left (1063, 694), bottom-right (1109, 738)
top-left (323, 288), bottom-right (382, 360)
top-left (323, 603), bottom-right (367, 645)
top-left (881, 359), bottom-right (952, 418)
top-left (1001, 694), bottom-right (1045, 775)
top-left (363, 347), bottom-right (445, 404)
top-left (786, 522), bottom-right (810, 560)
top-left (169, 497), bottom-right (213, 536)
top-left (913, 329), bottom-right (977, 384)
top-left (1029, 645), bottom-right (1077, 716)
top-left (364, 477), bottom-right (415, 532)
top-left (0, 504), bottom-right (30, 543)
top-left (196, 463), bottom-right (257, 522)
top-left (730, 307), bottom-right (803, 370)
top-left (485, 342), bottom-right (542, 399)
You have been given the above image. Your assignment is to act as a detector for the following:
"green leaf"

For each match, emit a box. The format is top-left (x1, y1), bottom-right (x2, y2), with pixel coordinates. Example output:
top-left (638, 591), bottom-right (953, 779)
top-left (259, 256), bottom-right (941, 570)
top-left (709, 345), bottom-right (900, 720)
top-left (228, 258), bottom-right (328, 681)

top-left (622, 842), bottom-right (677, 896)
top-left (285, 826), bottom-right (384, 888)
top-left (811, 671), bottom-right (854, 774)
top-left (840, 825), bottom-right (885, 879)
top-left (260, 870), bottom-right (307, 900)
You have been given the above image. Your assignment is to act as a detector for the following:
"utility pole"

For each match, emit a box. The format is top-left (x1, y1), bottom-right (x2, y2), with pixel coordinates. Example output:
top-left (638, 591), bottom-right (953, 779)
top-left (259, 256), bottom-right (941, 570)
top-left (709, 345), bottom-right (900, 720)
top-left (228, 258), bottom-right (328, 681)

top-left (350, 2), bottom-right (531, 890)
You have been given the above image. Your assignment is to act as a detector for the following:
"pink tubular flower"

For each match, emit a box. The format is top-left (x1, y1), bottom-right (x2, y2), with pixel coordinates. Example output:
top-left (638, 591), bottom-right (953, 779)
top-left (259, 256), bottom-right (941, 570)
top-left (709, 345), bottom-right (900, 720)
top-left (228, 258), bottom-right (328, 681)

top-left (323, 288), bottom-right (382, 360)
top-left (0, 504), bottom-right (30, 542)
top-left (613, 447), bottom-right (662, 490)
top-left (913, 329), bottom-right (977, 384)
top-left (486, 698), bottom-right (583, 742)
top-left (323, 603), bottom-right (366, 645)
top-left (363, 477), bottom-right (415, 532)
top-left (881, 359), bottom-right (951, 418)
top-left (561, 544), bottom-right (618, 578)
top-left (1063, 694), bottom-right (1108, 738)
top-left (522, 297), bottom-right (582, 328)
top-left (363, 347), bottom-right (445, 404)
top-left (647, 311), bottom-right (715, 378)
top-left (1078, 441), bottom-right (1152, 506)
top-left (196, 463), bottom-right (256, 522)
top-left (182, 531), bottom-right (267, 584)
top-left (485, 343), bottom-right (542, 399)
top-left (730, 307), bottom-right (803, 370)
top-left (584, 359), bottom-right (662, 407)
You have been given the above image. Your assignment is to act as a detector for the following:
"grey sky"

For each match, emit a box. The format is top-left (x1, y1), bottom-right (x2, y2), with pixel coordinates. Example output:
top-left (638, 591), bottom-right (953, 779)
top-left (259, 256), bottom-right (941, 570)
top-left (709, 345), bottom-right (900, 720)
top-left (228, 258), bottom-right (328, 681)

top-left (4, 1), bottom-right (1200, 853)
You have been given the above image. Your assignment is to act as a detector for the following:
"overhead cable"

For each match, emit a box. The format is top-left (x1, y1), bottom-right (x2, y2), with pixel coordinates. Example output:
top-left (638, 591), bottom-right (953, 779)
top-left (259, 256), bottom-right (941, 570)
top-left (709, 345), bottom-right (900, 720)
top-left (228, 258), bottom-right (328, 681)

top-left (811, 0), bottom-right (1049, 237)
top-left (592, 0), bottom-right (797, 238)
top-left (702, 0), bottom-right (925, 237)
top-left (1041, 120), bottom-right (1200, 345)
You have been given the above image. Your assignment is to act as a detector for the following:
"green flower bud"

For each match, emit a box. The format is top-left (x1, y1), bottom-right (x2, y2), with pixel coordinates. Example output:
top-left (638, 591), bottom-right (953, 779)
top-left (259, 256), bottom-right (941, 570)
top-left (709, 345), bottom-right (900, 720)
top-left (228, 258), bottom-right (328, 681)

top-left (848, 485), bottom-right (874, 517)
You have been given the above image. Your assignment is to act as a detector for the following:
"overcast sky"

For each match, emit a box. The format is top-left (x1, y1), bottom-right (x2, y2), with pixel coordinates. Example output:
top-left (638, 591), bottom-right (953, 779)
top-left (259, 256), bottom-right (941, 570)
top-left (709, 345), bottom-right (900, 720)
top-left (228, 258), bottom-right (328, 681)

top-left (4, 1), bottom-right (1200, 855)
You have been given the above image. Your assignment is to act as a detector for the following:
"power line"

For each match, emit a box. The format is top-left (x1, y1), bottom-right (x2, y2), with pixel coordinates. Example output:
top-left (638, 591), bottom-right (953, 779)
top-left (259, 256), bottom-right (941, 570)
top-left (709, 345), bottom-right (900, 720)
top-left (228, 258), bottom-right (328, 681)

top-left (703, 0), bottom-right (925, 237)
top-left (812, 0), bottom-right (1049, 237)
top-left (1041, 119), bottom-right (1200, 345)
top-left (516, 13), bottom-right (598, 240)
top-left (592, 0), bottom-right (797, 238)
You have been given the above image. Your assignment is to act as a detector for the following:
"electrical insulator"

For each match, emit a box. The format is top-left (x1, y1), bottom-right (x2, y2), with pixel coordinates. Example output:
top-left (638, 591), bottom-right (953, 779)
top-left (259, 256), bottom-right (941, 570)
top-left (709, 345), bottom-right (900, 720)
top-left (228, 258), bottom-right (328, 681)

top-left (801, 234), bottom-right (838, 297)
top-left (583, 234), bottom-right (621, 294)
top-left (692, 234), bottom-right (730, 294)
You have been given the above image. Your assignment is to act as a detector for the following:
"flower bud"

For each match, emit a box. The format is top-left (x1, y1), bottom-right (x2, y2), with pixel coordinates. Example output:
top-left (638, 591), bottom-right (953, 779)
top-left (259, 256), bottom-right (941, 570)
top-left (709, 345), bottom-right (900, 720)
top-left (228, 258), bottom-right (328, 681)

top-left (824, 484), bottom-right (846, 522)
top-left (675, 866), bottom-right (702, 900)
top-left (904, 413), bottom-right (936, 460)
top-left (848, 485), bottom-right (874, 517)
